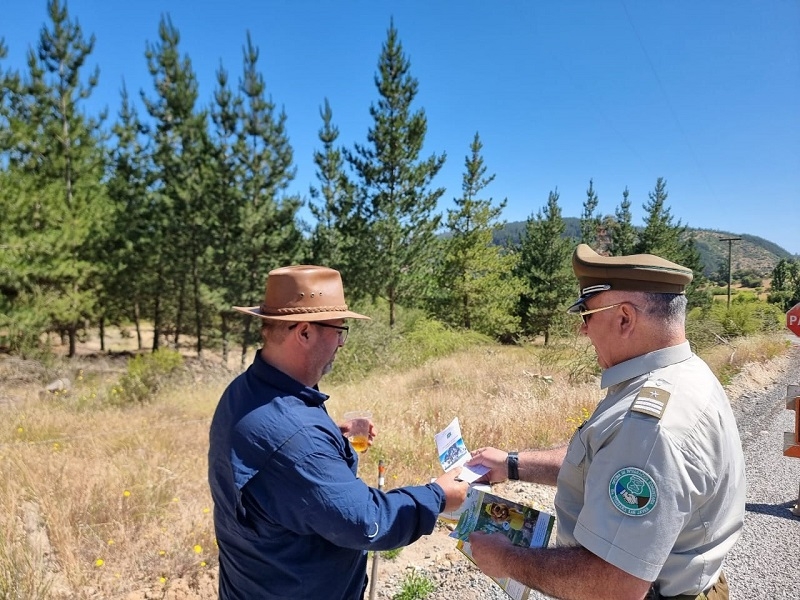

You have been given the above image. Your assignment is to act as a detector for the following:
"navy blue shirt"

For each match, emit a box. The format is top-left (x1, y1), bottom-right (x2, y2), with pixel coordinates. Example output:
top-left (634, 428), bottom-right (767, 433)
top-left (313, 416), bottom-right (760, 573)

top-left (208, 351), bottom-right (445, 599)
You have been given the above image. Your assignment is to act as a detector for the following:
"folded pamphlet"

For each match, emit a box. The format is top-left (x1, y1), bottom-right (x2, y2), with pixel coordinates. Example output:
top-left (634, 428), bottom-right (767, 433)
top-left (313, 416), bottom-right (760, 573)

top-left (433, 417), bottom-right (556, 600)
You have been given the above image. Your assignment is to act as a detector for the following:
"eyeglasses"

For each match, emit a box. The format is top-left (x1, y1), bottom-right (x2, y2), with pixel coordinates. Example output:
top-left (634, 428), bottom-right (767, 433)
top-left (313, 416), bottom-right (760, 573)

top-left (311, 322), bottom-right (349, 343)
top-left (289, 321), bottom-right (349, 343)
top-left (576, 302), bottom-right (623, 325)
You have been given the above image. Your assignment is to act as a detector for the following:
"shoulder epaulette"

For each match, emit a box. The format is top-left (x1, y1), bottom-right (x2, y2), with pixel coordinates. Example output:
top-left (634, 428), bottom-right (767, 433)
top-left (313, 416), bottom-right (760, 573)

top-left (630, 384), bottom-right (671, 419)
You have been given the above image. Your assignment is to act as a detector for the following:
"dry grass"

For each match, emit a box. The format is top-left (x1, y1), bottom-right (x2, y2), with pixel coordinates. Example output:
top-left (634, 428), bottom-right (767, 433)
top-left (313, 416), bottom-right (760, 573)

top-left (0, 361), bottom-right (226, 599)
top-left (0, 332), bottom-right (789, 598)
top-left (327, 343), bottom-right (602, 487)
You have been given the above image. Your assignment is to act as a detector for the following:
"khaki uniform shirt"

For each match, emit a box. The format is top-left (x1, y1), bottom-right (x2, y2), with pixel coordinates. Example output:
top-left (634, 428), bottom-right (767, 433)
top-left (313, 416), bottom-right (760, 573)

top-left (554, 342), bottom-right (746, 596)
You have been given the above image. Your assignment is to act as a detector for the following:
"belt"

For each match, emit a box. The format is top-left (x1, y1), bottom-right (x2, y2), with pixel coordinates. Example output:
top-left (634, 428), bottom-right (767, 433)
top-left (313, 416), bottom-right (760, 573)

top-left (651, 573), bottom-right (728, 600)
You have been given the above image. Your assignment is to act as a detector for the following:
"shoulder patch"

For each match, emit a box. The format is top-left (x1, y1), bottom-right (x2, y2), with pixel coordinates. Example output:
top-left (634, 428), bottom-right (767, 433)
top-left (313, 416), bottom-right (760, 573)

top-left (631, 382), bottom-right (671, 419)
top-left (609, 467), bottom-right (658, 516)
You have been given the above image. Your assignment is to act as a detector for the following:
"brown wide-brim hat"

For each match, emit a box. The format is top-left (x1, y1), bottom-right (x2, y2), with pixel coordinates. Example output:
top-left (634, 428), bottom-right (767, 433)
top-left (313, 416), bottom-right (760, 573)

top-left (233, 265), bottom-right (370, 321)
top-left (566, 244), bottom-right (693, 313)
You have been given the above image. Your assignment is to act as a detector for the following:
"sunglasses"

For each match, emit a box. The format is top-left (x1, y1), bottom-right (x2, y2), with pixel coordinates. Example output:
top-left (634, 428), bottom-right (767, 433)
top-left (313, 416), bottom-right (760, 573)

top-left (576, 302), bottom-right (623, 325)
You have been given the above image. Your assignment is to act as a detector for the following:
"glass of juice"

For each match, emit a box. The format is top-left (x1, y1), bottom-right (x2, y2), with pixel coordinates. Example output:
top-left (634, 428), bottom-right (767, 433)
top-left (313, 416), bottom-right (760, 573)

top-left (343, 411), bottom-right (372, 453)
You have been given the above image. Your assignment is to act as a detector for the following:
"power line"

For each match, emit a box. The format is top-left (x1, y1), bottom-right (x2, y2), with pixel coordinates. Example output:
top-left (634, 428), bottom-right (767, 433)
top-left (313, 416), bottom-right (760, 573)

top-left (619, 0), bottom-right (719, 205)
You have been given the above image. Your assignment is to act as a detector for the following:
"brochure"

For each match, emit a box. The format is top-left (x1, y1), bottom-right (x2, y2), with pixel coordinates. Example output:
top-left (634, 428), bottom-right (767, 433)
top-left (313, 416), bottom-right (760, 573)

top-left (433, 417), bottom-right (556, 600)
top-left (450, 487), bottom-right (555, 600)
top-left (433, 417), bottom-right (490, 484)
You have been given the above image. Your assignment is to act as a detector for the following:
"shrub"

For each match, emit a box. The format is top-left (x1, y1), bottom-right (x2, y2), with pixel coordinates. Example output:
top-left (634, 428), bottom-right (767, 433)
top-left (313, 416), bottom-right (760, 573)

top-left (329, 299), bottom-right (491, 384)
top-left (710, 301), bottom-right (783, 338)
top-left (380, 547), bottom-right (403, 560)
top-left (392, 570), bottom-right (436, 600)
top-left (107, 349), bottom-right (183, 405)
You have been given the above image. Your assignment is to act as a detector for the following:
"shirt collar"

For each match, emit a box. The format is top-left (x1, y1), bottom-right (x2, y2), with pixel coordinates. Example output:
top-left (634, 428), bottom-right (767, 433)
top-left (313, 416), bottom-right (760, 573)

top-left (600, 341), bottom-right (692, 389)
top-left (250, 349), bottom-right (329, 407)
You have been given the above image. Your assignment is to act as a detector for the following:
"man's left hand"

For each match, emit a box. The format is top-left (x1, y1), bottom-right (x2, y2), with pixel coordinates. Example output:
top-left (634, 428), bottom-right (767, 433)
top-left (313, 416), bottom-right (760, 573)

top-left (339, 420), bottom-right (377, 449)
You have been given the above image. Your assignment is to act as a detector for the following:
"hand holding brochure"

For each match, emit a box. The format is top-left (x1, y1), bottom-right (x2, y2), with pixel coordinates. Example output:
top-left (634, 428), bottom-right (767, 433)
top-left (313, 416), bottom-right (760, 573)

top-left (451, 487), bottom-right (555, 600)
top-left (433, 417), bottom-right (556, 600)
top-left (433, 417), bottom-right (490, 483)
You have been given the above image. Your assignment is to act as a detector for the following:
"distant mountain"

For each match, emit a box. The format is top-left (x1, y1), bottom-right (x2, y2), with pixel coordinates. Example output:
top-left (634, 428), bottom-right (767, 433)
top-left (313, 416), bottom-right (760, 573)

top-left (493, 218), bottom-right (796, 279)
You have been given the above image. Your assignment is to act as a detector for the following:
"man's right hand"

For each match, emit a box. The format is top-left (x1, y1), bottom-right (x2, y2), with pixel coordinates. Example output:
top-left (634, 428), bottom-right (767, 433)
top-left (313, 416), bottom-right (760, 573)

top-left (433, 468), bottom-right (469, 513)
top-left (466, 447), bottom-right (509, 483)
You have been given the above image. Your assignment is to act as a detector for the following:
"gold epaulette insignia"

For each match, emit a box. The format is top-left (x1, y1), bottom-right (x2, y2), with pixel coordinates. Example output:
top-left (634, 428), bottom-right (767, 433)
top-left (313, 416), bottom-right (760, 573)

top-left (631, 386), bottom-right (671, 419)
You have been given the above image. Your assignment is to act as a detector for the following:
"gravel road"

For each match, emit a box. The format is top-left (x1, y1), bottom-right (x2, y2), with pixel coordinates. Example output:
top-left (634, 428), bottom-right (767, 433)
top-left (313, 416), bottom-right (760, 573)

top-left (376, 336), bottom-right (800, 600)
top-left (724, 335), bottom-right (800, 599)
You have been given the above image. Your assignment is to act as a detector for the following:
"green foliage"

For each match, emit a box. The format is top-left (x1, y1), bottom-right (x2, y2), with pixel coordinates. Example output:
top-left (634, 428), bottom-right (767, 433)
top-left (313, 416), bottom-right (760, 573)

top-left (686, 307), bottom-right (725, 350)
top-left (734, 269), bottom-right (763, 288)
top-left (108, 349), bottom-right (183, 405)
top-left (0, 297), bottom-right (54, 360)
top-left (346, 21), bottom-right (445, 327)
top-left (515, 189), bottom-right (575, 345)
top-left (431, 132), bottom-right (522, 339)
top-left (392, 570), bottom-right (436, 600)
top-left (394, 319), bottom-right (491, 367)
top-left (708, 300), bottom-right (783, 338)
top-left (328, 299), bottom-right (491, 384)
top-left (768, 258), bottom-right (800, 311)
top-left (579, 178), bottom-right (601, 246)
top-left (608, 187), bottom-right (637, 255)
top-left (1, 1), bottom-right (110, 357)
top-left (308, 98), bottom-right (356, 273)
top-left (708, 286), bottom-right (731, 296)
top-left (635, 178), bottom-right (708, 310)
top-left (380, 547), bottom-right (403, 560)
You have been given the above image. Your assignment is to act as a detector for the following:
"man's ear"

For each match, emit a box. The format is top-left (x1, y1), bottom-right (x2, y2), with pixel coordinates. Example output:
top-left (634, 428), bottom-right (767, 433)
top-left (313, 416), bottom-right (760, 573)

top-left (618, 303), bottom-right (637, 338)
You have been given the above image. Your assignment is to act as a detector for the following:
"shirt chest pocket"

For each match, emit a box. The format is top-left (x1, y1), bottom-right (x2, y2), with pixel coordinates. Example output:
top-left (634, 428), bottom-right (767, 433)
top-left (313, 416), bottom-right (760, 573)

top-left (564, 428), bottom-right (587, 469)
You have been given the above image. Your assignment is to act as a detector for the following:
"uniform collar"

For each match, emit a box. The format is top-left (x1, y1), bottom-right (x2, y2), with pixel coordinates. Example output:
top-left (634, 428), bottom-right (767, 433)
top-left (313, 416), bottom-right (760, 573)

top-left (600, 341), bottom-right (692, 389)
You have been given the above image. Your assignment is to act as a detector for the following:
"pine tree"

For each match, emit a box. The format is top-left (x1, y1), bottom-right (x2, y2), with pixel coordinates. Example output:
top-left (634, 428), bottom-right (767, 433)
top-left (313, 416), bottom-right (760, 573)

top-left (347, 21), bottom-right (445, 327)
top-left (637, 178), bottom-right (707, 308)
top-left (2, 0), bottom-right (109, 356)
top-left (579, 178), bottom-right (601, 248)
top-left (208, 60), bottom-right (246, 365)
top-left (105, 84), bottom-right (155, 350)
top-left (609, 187), bottom-right (637, 256)
top-left (636, 177), bottom-right (685, 258)
top-left (143, 15), bottom-right (219, 355)
top-left (433, 133), bottom-right (520, 337)
top-left (308, 98), bottom-right (355, 272)
top-left (515, 190), bottom-right (575, 345)
top-left (236, 32), bottom-right (302, 363)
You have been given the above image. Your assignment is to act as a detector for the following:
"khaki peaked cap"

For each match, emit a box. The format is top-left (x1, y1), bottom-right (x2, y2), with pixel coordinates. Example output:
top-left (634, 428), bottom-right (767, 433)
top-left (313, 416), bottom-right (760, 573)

top-left (233, 265), bottom-right (370, 321)
top-left (567, 244), bottom-right (693, 312)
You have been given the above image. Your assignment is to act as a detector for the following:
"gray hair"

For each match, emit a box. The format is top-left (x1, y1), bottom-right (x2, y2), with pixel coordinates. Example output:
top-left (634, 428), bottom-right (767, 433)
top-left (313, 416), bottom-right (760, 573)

top-left (629, 292), bottom-right (687, 328)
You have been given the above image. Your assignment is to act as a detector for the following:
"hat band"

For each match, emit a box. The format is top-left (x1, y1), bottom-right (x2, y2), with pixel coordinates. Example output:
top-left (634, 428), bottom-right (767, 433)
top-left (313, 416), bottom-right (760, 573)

top-left (260, 304), bottom-right (349, 315)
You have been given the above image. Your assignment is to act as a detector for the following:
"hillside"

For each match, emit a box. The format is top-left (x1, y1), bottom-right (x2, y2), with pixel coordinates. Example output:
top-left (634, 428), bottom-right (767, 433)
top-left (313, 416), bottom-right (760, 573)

top-left (493, 218), bottom-right (796, 279)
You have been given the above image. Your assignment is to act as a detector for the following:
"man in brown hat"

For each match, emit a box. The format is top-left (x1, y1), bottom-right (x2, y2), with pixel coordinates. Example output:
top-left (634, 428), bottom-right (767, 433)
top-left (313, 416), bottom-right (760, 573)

top-left (208, 265), bottom-right (468, 600)
top-left (466, 245), bottom-right (745, 600)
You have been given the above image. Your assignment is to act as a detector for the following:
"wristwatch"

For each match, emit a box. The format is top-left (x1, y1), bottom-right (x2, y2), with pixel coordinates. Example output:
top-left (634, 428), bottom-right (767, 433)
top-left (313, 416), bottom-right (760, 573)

top-left (507, 451), bottom-right (519, 480)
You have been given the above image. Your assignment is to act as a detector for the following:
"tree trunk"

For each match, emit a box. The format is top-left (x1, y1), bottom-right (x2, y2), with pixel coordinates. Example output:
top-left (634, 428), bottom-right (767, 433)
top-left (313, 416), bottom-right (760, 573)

top-left (99, 317), bottom-right (105, 351)
top-left (133, 301), bottom-right (142, 350)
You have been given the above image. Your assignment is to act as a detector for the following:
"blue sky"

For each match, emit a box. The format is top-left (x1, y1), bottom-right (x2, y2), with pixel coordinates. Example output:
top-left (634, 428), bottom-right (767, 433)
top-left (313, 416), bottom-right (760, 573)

top-left (4, 1), bottom-right (799, 255)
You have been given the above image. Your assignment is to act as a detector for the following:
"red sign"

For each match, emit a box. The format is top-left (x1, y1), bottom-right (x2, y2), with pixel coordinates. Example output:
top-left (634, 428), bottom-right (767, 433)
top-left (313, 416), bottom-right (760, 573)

top-left (788, 303), bottom-right (800, 337)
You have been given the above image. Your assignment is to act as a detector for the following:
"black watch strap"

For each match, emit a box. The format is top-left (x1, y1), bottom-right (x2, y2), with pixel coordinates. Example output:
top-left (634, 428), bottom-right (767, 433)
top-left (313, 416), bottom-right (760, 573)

top-left (507, 451), bottom-right (519, 480)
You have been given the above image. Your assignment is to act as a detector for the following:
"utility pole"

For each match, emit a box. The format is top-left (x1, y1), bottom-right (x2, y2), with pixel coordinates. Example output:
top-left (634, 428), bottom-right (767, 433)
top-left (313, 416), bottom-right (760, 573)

top-left (719, 237), bottom-right (741, 308)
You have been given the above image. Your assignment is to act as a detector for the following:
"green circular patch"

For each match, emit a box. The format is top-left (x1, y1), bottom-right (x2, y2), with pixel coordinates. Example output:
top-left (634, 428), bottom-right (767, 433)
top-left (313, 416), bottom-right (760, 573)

top-left (609, 467), bottom-right (658, 517)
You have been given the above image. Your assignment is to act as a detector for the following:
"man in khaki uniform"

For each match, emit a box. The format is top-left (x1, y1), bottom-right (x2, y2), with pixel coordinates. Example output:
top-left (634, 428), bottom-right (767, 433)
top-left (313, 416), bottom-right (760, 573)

top-left (467, 245), bottom-right (745, 600)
